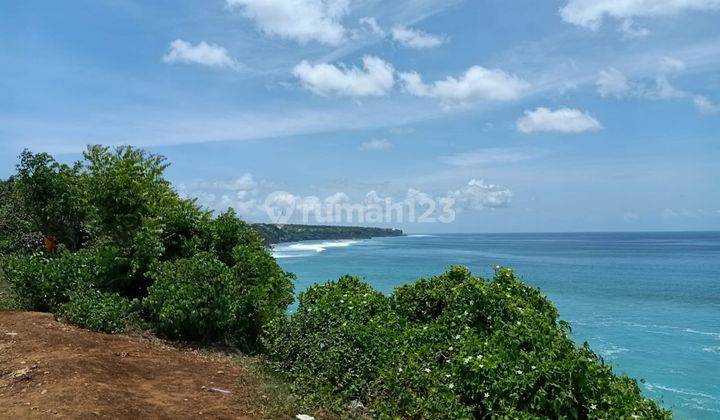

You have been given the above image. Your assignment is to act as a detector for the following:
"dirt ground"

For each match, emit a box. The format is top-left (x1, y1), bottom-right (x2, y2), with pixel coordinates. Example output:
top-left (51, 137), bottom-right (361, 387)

top-left (0, 311), bottom-right (271, 419)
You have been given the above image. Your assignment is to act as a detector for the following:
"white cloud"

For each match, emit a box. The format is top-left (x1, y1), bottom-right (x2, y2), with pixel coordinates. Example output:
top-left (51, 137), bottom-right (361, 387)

top-left (359, 17), bottom-right (385, 36)
top-left (440, 148), bottom-right (539, 167)
top-left (560, 0), bottom-right (720, 29)
top-left (447, 179), bottom-right (513, 210)
top-left (359, 138), bottom-right (393, 151)
top-left (399, 66), bottom-right (530, 104)
top-left (517, 107), bottom-right (603, 134)
top-left (619, 19), bottom-right (649, 38)
top-left (293, 56), bottom-right (395, 97)
top-left (226, 0), bottom-right (350, 45)
top-left (694, 95), bottom-right (720, 114)
top-left (649, 76), bottom-right (686, 99)
top-left (391, 25), bottom-right (446, 49)
top-left (660, 56), bottom-right (687, 73)
top-left (596, 68), bottom-right (689, 100)
top-left (596, 68), bottom-right (632, 98)
top-left (162, 39), bottom-right (239, 69)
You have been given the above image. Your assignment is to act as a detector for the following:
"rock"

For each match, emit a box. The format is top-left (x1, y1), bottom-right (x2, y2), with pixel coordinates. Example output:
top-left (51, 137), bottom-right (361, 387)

top-left (208, 387), bottom-right (231, 394)
top-left (348, 400), bottom-right (365, 411)
top-left (295, 415), bottom-right (315, 420)
top-left (8, 367), bottom-right (32, 381)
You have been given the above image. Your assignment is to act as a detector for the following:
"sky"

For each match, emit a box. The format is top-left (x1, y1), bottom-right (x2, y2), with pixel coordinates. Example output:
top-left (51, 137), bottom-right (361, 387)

top-left (1, 0), bottom-right (720, 233)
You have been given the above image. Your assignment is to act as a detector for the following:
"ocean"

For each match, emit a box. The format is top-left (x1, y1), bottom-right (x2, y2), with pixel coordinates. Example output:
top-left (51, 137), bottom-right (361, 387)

top-left (273, 232), bottom-right (720, 419)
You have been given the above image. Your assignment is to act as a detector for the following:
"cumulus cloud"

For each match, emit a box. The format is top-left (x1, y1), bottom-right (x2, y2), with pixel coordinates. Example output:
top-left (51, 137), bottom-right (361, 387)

top-left (560, 0), bottom-right (720, 29)
top-left (359, 138), bottom-right (393, 151)
top-left (447, 179), bottom-right (513, 210)
top-left (226, 0), bottom-right (350, 45)
top-left (293, 55), bottom-right (395, 97)
top-left (399, 66), bottom-right (530, 104)
top-left (517, 107), bottom-right (603, 134)
top-left (391, 25), bottom-right (446, 49)
top-left (162, 39), bottom-right (239, 69)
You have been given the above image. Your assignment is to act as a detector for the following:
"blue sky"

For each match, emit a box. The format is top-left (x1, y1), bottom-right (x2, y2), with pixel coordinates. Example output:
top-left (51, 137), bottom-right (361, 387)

top-left (2, 0), bottom-right (720, 233)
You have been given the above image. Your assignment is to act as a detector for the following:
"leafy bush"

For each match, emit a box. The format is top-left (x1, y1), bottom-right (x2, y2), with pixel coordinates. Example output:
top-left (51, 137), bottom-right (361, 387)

top-left (264, 275), bottom-right (400, 406)
top-left (264, 267), bottom-right (670, 419)
top-left (58, 288), bottom-right (138, 333)
top-left (0, 250), bottom-right (105, 312)
top-left (145, 250), bottom-right (293, 351)
top-left (144, 253), bottom-right (235, 342)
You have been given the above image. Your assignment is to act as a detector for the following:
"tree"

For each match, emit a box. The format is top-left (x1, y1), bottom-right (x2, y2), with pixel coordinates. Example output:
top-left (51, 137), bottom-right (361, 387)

top-left (14, 150), bottom-right (88, 251)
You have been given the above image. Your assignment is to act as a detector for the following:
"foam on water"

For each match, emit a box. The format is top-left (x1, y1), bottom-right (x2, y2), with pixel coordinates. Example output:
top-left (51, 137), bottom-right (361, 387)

top-left (272, 240), bottom-right (360, 258)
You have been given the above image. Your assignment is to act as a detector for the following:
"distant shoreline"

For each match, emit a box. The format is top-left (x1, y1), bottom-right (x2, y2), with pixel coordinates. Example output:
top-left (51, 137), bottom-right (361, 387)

top-left (252, 223), bottom-right (404, 245)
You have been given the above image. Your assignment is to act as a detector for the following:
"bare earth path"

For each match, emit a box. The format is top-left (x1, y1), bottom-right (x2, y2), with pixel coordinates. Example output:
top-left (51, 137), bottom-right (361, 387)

top-left (0, 311), bottom-right (266, 419)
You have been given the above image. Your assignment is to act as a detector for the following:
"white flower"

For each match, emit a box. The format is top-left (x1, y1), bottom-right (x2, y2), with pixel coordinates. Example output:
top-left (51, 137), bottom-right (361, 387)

top-left (531, 365), bottom-right (536, 370)
top-left (424, 368), bottom-right (431, 373)
top-left (455, 334), bottom-right (461, 340)
top-left (449, 383), bottom-right (455, 389)
top-left (590, 404), bottom-right (597, 410)
top-left (516, 370), bottom-right (523, 375)
top-left (484, 392), bottom-right (490, 398)
top-left (398, 367), bottom-right (403, 372)
top-left (476, 354), bottom-right (483, 360)
top-left (445, 374), bottom-right (451, 378)
top-left (448, 346), bottom-right (454, 351)
top-left (463, 356), bottom-right (472, 364)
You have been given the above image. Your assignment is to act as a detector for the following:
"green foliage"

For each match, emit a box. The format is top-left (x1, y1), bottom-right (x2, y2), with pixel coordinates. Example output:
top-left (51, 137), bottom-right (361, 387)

top-left (0, 250), bottom-right (105, 312)
top-left (145, 253), bottom-right (235, 341)
top-left (83, 145), bottom-right (170, 244)
top-left (264, 267), bottom-right (670, 419)
top-left (264, 275), bottom-right (400, 407)
top-left (0, 178), bottom-right (35, 255)
top-left (14, 150), bottom-right (88, 251)
top-left (58, 288), bottom-right (138, 333)
top-left (0, 145), bottom-right (294, 352)
top-left (145, 250), bottom-right (294, 351)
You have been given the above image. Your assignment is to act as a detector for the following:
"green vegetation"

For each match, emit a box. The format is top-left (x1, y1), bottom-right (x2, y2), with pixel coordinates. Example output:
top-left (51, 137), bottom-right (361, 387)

top-left (0, 146), bottom-right (669, 418)
top-left (253, 223), bottom-right (403, 244)
top-left (0, 146), bottom-right (293, 350)
top-left (264, 267), bottom-right (670, 419)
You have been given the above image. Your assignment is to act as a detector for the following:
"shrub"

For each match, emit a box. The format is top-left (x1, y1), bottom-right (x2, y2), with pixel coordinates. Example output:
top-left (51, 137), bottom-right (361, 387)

top-left (144, 253), bottom-right (235, 342)
top-left (145, 250), bottom-right (294, 351)
top-left (264, 267), bottom-right (670, 419)
top-left (263, 275), bottom-right (400, 407)
top-left (231, 244), bottom-right (295, 349)
top-left (58, 288), bottom-right (138, 333)
top-left (1, 250), bottom-right (105, 312)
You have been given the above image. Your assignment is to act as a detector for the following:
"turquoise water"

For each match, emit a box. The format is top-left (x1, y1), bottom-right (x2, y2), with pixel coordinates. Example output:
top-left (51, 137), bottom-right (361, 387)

top-left (274, 232), bottom-right (720, 419)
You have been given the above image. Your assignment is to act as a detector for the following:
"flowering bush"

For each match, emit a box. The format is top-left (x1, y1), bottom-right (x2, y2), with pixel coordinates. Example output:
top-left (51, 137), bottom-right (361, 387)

top-left (264, 267), bottom-right (670, 419)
